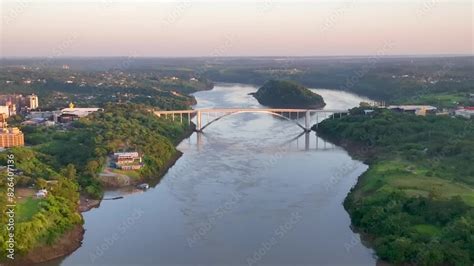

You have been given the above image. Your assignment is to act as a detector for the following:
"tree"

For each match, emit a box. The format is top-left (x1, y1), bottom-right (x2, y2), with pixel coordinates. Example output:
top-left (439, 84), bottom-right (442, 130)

top-left (85, 160), bottom-right (100, 176)
top-left (62, 164), bottom-right (77, 180)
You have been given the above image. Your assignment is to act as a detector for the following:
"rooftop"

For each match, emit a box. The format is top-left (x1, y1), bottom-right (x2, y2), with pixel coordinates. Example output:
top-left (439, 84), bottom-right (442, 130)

top-left (61, 107), bottom-right (102, 117)
top-left (388, 105), bottom-right (437, 111)
top-left (114, 152), bottom-right (140, 157)
top-left (1, 127), bottom-right (22, 134)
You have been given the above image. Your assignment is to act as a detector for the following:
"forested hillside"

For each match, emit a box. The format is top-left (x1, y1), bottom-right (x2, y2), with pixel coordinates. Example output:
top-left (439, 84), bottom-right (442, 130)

top-left (316, 109), bottom-right (474, 264)
top-left (253, 80), bottom-right (325, 109)
top-left (0, 104), bottom-right (190, 261)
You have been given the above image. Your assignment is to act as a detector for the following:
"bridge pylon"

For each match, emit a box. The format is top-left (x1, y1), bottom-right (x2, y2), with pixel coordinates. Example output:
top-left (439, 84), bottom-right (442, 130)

top-left (304, 110), bottom-right (311, 132)
top-left (196, 110), bottom-right (202, 132)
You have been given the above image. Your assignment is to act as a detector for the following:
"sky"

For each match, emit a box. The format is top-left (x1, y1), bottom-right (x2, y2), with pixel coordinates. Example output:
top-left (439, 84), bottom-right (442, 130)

top-left (1, 0), bottom-right (472, 57)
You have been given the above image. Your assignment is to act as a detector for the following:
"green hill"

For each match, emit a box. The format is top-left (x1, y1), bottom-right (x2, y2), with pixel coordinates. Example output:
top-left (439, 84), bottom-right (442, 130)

top-left (253, 80), bottom-right (325, 109)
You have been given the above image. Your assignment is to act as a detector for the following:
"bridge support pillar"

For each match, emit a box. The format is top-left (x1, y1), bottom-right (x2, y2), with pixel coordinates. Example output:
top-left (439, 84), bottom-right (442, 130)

top-left (196, 110), bottom-right (202, 132)
top-left (304, 110), bottom-right (311, 132)
top-left (305, 132), bottom-right (310, 150)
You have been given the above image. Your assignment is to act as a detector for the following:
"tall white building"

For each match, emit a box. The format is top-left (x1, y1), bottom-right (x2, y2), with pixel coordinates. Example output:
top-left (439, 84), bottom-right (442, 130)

top-left (27, 94), bottom-right (39, 109)
top-left (0, 106), bottom-right (9, 118)
top-left (0, 104), bottom-right (15, 117)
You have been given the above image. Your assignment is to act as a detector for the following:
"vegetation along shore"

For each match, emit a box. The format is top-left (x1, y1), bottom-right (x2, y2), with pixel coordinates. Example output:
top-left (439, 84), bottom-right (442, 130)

top-left (0, 103), bottom-right (195, 264)
top-left (315, 107), bottom-right (474, 265)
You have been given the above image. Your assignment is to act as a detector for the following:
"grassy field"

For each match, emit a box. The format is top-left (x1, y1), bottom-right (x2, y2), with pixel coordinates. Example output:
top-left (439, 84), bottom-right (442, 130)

top-left (412, 224), bottom-right (441, 237)
top-left (17, 197), bottom-right (43, 222)
top-left (354, 158), bottom-right (474, 207)
top-left (402, 92), bottom-right (467, 109)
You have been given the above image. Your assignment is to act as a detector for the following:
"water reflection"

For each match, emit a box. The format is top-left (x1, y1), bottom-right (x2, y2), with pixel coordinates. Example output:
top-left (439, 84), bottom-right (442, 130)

top-left (195, 131), bottom-right (335, 152)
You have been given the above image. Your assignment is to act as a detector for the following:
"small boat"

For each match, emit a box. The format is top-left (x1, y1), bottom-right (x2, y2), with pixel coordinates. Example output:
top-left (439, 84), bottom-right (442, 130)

top-left (103, 196), bottom-right (124, 200)
top-left (137, 183), bottom-right (150, 190)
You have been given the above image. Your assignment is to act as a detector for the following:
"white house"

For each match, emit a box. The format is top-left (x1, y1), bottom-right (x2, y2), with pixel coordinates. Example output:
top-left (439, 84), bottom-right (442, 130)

top-left (36, 189), bottom-right (48, 198)
top-left (455, 107), bottom-right (474, 119)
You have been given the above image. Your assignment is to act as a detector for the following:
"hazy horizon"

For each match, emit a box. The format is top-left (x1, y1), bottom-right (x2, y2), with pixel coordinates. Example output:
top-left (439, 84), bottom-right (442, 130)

top-left (1, 0), bottom-right (473, 57)
top-left (1, 54), bottom-right (473, 59)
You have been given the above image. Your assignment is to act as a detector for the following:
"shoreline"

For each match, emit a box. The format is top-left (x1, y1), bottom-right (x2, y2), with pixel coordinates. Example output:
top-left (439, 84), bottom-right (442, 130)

top-left (14, 123), bottom-right (196, 265)
top-left (5, 225), bottom-right (84, 266)
top-left (314, 129), bottom-right (389, 265)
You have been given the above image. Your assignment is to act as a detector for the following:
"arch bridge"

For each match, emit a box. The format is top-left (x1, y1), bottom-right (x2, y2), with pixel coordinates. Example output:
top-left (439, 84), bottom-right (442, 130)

top-left (154, 108), bottom-right (349, 132)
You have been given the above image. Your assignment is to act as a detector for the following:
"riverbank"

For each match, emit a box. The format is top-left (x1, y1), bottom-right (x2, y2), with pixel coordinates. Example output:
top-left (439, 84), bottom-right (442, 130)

top-left (7, 225), bottom-right (84, 266)
top-left (97, 123), bottom-right (195, 189)
top-left (12, 123), bottom-right (197, 265)
top-left (315, 109), bottom-right (474, 265)
top-left (6, 198), bottom-right (98, 265)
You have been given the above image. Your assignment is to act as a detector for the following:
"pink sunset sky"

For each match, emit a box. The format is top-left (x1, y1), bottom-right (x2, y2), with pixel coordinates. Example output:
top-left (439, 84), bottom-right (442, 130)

top-left (1, 0), bottom-right (472, 57)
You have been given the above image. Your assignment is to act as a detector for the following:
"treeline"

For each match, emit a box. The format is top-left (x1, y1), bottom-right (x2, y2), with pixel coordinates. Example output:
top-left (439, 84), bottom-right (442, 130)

top-left (202, 56), bottom-right (474, 107)
top-left (316, 109), bottom-right (474, 265)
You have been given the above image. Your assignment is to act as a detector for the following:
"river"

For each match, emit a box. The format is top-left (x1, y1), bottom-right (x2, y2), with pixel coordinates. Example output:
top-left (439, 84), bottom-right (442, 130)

top-left (47, 83), bottom-right (376, 265)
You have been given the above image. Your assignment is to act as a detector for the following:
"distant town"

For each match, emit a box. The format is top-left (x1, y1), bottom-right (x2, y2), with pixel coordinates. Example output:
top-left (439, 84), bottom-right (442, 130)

top-left (0, 94), bottom-right (105, 150)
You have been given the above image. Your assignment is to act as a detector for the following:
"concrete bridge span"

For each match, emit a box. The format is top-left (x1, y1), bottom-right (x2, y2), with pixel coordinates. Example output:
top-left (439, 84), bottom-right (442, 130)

top-left (154, 108), bottom-right (349, 132)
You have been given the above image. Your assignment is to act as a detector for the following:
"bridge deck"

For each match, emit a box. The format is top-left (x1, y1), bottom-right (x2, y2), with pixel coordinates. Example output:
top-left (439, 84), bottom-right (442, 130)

top-left (154, 108), bottom-right (349, 132)
top-left (154, 108), bottom-right (348, 114)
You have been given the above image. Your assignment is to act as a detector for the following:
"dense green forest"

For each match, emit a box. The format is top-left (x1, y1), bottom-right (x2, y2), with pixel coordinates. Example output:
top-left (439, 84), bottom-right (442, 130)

top-left (316, 109), bottom-right (474, 265)
top-left (253, 80), bottom-right (325, 109)
top-left (79, 104), bottom-right (190, 183)
top-left (19, 104), bottom-right (189, 198)
top-left (0, 104), bottom-right (190, 261)
top-left (201, 56), bottom-right (474, 107)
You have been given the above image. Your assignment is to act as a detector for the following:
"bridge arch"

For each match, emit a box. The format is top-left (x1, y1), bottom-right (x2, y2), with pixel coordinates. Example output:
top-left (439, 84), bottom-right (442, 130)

top-left (154, 108), bottom-right (349, 133)
top-left (199, 110), bottom-right (307, 131)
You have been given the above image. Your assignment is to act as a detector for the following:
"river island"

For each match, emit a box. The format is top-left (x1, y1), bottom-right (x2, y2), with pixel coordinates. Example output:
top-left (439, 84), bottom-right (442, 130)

top-left (252, 80), bottom-right (326, 109)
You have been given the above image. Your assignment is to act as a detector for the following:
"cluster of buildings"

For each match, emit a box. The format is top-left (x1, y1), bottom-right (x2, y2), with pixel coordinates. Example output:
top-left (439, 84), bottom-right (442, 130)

top-left (387, 105), bottom-right (438, 116)
top-left (374, 104), bottom-right (474, 119)
top-left (113, 152), bottom-right (143, 170)
top-left (0, 94), bottom-right (39, 118)
top-left (0, 94), bottom-right (102, 148)
top-left (0, 95), bottom-right (30, 148)
top-left (23, 102), bottom-right (102, 126)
